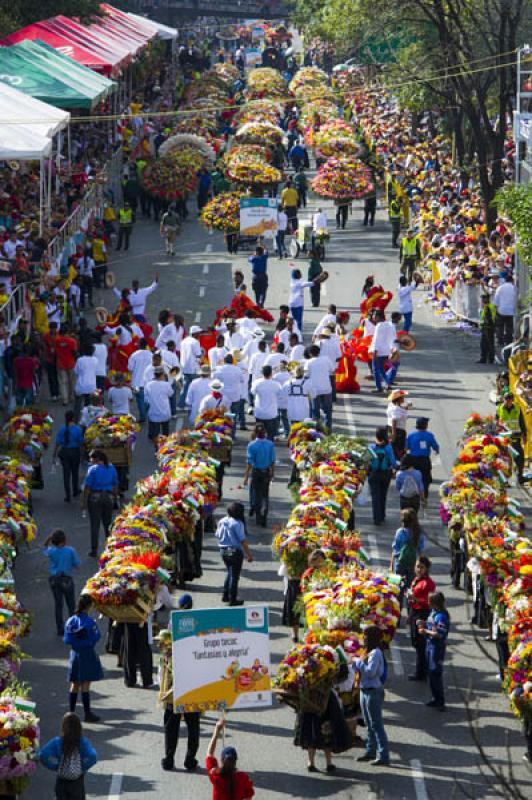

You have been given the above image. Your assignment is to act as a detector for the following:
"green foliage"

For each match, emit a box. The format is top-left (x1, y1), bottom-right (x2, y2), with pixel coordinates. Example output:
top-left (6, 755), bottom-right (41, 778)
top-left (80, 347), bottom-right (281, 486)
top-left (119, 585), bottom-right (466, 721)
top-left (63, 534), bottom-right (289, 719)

top-left (0, 0), bottom-right (102, 38)
top-left (496, 184), bottom-right (532, 268)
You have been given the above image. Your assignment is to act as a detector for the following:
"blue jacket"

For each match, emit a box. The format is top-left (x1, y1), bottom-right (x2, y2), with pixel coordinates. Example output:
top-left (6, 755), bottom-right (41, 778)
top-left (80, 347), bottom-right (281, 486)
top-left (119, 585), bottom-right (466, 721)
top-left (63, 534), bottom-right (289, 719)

top-left (64, 612), bottom-right (101, 651)
top-left (40, 736), bottom-right (97, 773)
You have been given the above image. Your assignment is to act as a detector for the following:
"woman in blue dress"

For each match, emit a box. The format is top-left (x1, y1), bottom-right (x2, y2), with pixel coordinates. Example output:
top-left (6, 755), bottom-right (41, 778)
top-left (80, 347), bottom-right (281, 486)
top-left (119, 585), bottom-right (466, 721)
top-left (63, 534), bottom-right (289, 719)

top-left (64, 595), bottom-right (103, 723)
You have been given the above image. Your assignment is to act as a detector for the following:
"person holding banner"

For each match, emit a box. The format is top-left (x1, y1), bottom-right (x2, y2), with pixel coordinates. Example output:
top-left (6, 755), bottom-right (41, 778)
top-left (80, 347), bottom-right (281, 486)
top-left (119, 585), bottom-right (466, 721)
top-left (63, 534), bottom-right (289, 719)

top-left (206, 718), bottom-right (255, 799)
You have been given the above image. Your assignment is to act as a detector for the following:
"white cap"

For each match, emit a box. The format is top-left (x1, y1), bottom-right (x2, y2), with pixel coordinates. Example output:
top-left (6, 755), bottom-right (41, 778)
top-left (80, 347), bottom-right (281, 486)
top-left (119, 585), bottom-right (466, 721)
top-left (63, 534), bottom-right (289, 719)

top-left (209, 379), bottom-right (224, 390)
top-left (190, 325), bottom-right (203, 335)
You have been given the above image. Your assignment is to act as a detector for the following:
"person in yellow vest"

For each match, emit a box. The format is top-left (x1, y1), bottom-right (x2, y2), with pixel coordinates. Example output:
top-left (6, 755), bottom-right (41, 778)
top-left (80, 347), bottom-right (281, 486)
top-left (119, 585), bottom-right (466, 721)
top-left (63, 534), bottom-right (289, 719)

top-left (478, 294), bottom-right (496, 364)
top-left (91, 232), bottom-right (107, 289)
top-left (389, 197), bottom-right (402, 248)
top-left (116, 202), bottom-right (134, 252)
top-left (31, 293), bottom-right (49, 335)
top-left (399, 229), bottom-right (421, 281)
top-left (497, 391), bottom-right (526, 484)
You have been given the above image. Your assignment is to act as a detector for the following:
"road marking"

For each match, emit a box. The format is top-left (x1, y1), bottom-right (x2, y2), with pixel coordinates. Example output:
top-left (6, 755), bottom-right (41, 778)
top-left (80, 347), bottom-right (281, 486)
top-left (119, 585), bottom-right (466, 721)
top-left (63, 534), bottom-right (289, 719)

top-left (205, 243), bottom-right (213, 253)
top-left (410, 759), bottom-right (429, 800)
top-left (153, 261), bottom-right (171, 267)
top-left (322, 282), bottom-right (327, 297)
top-left (108, 772), bottom-right (123, 800)
top-left (199, 286), bottom-right (206, 297)
top-left (366, 530), bottom-right (379, 562)
top-left (390, 642), bottom-right (405, 677)
top-left (202, 264), bottom-right (209, 274)
top-left (342, 393), bottom-right (357, 435)
top-left (194, 311), bottom-right (202, 322)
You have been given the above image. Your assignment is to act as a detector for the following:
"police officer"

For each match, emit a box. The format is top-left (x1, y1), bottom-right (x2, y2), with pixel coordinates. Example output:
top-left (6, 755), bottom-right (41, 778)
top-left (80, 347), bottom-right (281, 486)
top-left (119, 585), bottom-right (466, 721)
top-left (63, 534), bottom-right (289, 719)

top-left (478, 293), bottom-right (496, 364)
top-left (389, 197), bottom-right (402, 248)
top-left (406, 417), bottom-right (440, 498)
top-left (399, 228), bottom-right (421, 280)
top-left (116, 201), bottom-right (134, 251)
top-left (497, 392), bottom-right (527, 484)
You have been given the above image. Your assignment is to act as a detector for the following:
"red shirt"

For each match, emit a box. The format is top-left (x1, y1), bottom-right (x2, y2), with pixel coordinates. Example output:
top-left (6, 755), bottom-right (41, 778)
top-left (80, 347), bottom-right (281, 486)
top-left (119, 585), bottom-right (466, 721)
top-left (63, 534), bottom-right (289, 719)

top-left (42, 333), bottom-right (58, 364)
top-left (205, 756), bottom-right (254, 800)
top-left (55, 335), bottom-right (77, 370)
top-left (13, 355), bottom-right (39, 389)
top-left (409, 576), bottom-right (436, 611)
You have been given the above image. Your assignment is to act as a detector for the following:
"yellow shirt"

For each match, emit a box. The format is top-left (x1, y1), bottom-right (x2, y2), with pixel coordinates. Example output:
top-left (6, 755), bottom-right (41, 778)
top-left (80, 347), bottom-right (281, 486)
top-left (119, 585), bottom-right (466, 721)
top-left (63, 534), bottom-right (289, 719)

top-left (281, 187), bottom-right (298, 207)
top-left (103, 206), bottom-right (116, 222)
top-left (32, 300), bottom-right (49, 335)
top-left (92, 238), bottom-right (106, 264)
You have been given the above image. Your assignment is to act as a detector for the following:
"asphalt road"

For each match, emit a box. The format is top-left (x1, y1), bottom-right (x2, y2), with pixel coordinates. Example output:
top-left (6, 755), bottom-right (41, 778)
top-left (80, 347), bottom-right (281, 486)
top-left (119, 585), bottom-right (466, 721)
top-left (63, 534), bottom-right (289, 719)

top-left (18, 188), bottom-right (531, 800)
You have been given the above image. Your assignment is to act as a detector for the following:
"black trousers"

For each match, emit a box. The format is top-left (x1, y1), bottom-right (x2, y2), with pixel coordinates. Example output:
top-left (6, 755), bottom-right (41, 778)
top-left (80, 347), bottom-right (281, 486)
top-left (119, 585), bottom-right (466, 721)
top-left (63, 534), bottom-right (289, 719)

top-left (391, 218), bottom-right (401, 246)
top-left (116, 225), bottom-right (132, 250)
top-left (480, 328), bottom-right (495, 363)
top-left (46, 361), bottom-right (59, 398)
top-left (409, 455), bottom-right (431, 497)
top-left (55, 775), bottom-right (85, 800)
top-left (49, 575), bottom-right (75, 634)
top-left (363, 206), bottom-right (376, 225)
top-left (163, 708), bottom-right (200, 763)
top-left (123, 622), bottom-right (153, 687)
top-left (368, 470), bottom-right (391, 524)
top-left (252, 273), bottom-right (268, 308)
top-left (336, 204), bottom-right (348, 228)
top-left (310, 283), bottom-right (321, 307)
top-left (60, 448), bottom-right (81, 499)
top-left (251, 468), bottom-right (270, 523)
top-left (88, 491), bottom-right (114, 552)
top-left (496, 313), bottom-right (513, 346)
top-left (409, 609), bottom-right (430, 678)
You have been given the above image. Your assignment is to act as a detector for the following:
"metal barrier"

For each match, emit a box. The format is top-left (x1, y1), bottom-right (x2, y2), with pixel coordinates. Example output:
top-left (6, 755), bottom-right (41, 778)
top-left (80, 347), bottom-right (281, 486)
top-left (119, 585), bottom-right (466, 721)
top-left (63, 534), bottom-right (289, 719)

top-left (449, 280), bottom-right (481, 324)
top-left (0, 285), bottom-right (27, 330)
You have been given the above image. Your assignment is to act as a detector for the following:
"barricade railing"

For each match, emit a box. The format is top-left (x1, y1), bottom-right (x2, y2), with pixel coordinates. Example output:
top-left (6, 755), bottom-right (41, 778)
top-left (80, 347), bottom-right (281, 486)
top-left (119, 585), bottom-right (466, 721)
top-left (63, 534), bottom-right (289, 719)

top-left (449, 279), bottom-right (481, 324)
top-left (0, 284), bottom-right (27, 331)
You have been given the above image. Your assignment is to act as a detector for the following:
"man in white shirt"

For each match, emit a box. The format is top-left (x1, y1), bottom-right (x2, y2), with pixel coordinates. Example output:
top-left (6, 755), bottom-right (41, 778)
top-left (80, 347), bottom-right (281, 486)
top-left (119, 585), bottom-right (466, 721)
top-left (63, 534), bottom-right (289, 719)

top-left (264, 342), bottom-right (288, 373)
top-left (156, 316), bottom-right (185, 352)
top-left (185, 365), bottom-right (211, 426)
top-left (224, 320), bottom-right (248, 351)
top-left (276, 208), bottom-right (288, 258)
top-left (108, 373), bottom-right (133, 415)
top-left (209, 334), bottom-right (229, 371)
top-left (248, 339), bottom-right (268, 411)
top-left (128, 339), bottom-right (153, 423)
top-left (2, 233), bottom-right (17, 261)
top-left (73, 346), bottom-right (99, 420)
top-left (369, 309), bottom-right (397, 393)
top-left (493, 275), bottom-right (516, 346)
top-left (283, 365), bottom-right (311, 425)
top-left (237, 311), bottom-right (261, 338)
top-left (312, 207), bottom-right (328, 234)
top-left (313, 304), bottom-right (337, 338)
top-left (319, 328), bottom-right (342, 401)
top-left (252, 365), bottom-right (281, 440)
top-left (145, 367), bottom-right (174, 443)
top-left (129, 277), bottom-right (158, 321)
top-left (143, 352), bottom-right (170, 386)
top-left (274, 359), bottom-right (292, 436)
top-left (306, 344), bottom-right (333, 430)
top-left (397, 275), bottom-right (414, 332)
top-left (278, 317), bottom-right (302, 350)
top-left (178, 325), bottom-right (203, 408)
top-left (91, 335), bottom-right (108, 393)
top-left (198, 378), bottom-right (229, 414)
top-left (214, 355), bottom-right (245, 437)
top-left (161, 340), bottom-right (180, 371)
top-left (242, 328), bottom-right (265, 366)
top-left (288, 332), bottom-right (305, 363)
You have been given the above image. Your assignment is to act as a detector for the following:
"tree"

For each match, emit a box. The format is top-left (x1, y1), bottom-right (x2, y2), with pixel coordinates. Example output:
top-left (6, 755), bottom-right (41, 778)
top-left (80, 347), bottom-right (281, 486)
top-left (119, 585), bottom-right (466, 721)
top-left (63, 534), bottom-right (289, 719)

top-left (0, 0), bottom-right (102, 39)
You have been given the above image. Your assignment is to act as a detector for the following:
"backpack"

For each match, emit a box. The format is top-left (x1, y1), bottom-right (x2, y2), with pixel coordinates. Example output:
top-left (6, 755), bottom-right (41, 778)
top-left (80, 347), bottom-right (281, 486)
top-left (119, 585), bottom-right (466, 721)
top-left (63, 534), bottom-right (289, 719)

top-left (400, 472), bottom-right (420, 498)
top-left (396, 534), bottom-right (418, 574)
top-left (370, 446), bottom-right (390, 472)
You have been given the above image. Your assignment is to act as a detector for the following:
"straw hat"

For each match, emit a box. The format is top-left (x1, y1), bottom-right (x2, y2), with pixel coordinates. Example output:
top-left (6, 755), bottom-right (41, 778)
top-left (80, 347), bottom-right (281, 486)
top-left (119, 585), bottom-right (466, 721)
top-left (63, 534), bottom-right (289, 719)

top-left (95, 307), bottom-right (109, 325)
top-left (209, 379), bottom-right (224, 391)
top-left (388, 389), bottom-right (408, 402)
top-left (105, 271), bottom-right (116, 289)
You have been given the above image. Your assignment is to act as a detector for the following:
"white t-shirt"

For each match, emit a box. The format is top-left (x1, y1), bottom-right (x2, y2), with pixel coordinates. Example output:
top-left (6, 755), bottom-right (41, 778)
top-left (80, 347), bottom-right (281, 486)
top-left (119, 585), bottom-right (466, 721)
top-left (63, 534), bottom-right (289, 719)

top-left (161, 348), bottom-right (180, 370)
top-left (369, 321), bottom-right (396, 357)
top-left (108, 386), bottom-right (133, 415)
top-left (289, 278), bottom-right (313, 308)
top-left (313, 210), bottom-right (328, 232)
top-left (143, 363), bottom-right (170, 386)
top-left (199, 394), bottom-right (229, 414)
top-left (156, 322), bottom-right (185, 351)
top-left (493, 282), bottom-right (516, 316)
top-left (186, 376), bottom-right (211, 423)
top-left (224, 330), bottom-right (247, 351)
top-left (279, 327), bottom-right (302, 349)
top-left (289, 343), bottom-right (305, 362)
top-left (252, 377), bottom-right (281, 420)
top-left (129, 282), bottom-right (158, 316)
top-left (128, 349), bottom-right (153, 389)
top-left (319, 338), bottom-right (342, 370)
top-left (180, 336), bottom-right (202, 374)
top-left (274, 369), bottom-right (291, 409)
top-left (92, 343), bottom-right (108, 377)
top-left (398, 284), bottom-right (414, 314)
top-left (387, 402), bottom-right (408, 431)
top-left (283, 377), bottom-right (310, 422)
top-left (214, 363), bottom-right (243, 404)
top-left (307, 355), bottom-right (333, 396)
top-left (74, 355), bottom-right (98, 396)
top-left (145, 379), bottom-right (173, 422)
top-left (264, 352), bottom-right (286, 372)
top-left (2, 240), bottom-right (17, 260)
top-left (209, 346), bottom-right (229, 370)
top-left (313, 313), bottom-right (336, 337)
top-left (69, 284), bottom-right (81, 310)
top-left (249, 350), bottom-right (268, 380)
top-left (77, 256), bottom-right (94, 278)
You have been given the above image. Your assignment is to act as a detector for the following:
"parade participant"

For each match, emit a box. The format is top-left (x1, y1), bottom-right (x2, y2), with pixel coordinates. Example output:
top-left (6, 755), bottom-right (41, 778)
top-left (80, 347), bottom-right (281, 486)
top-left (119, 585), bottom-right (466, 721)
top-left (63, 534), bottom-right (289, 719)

top-left (335, 198), bottom-right (349, 230)
top-left (214, 354), bottom-right (244, 435)
top-left (281, 180), bottom-right (299, 233)
top-left (73, 345), bottom-right (98, 420)
top-left (185, 364), bottom-right (211, 425)
top-left (386, 389), bottom-right (410, 458)
top-left (79, 391), bottom-right (107, 429)
top-left (13, 345), bottom-right (39, 407)
top-left (43, 529), bottom-right (80, 636)
top-left (209, 334), bottom-right (229, 371)
top-left (308, 248), bottom-right (323, 308)
top-left (64, 595), bottom-right (103, 722)
top-left (283, 365), bottom-right (310, 426)
top-left (215, 502), bottom-right (253, 606)
top-left (478, 293), bottom-right (496, 364)
top-left (156, 312), bottom-right (185, 353)
top-left (318, 329), bottom-right (342, 401)
top-left (397, 276), bottom-right (415, 332)
top-left (252, 365), bottom-right (281, 440)
top-left (399, 228), bottom-right (421, 281)
top-left (307, 344), bottom-right (333, 431)
top-left (390, 508), bottom-right (426, 609)
top-left (274, 360), bottom-right (291, 437)
top-left (108, 373), bottom-right (133, 416)
top-left (128, 339), bottom-right (152, 423)
top-left (116, 201), bottom-right (134, 251)
top-left (42, 321), bottom-right (60, 401)
top-left (199, 379), bottom-right (228, 413)
top-left (145, 366), bottom-right (174, 443)
top-left (92, 334), bottom-right (108, 393)
top-left (288, 268), bottom-right (315, 331)
top-left (406, 557), bottom-right (436, 682)
top-left (178, 325), bottom-right (203, 407)
top-left (114, 277), bottom-right (159, 322)
top-left (313, 304), bottom-right (337, 337)
top-left (205, 719), bottom-right (255, 800)
top-left (160, 203), bottom-right (180, 255)
top-left (122, 621), bottom-right (154, 689)
top-left (248, 339), bottom-right (268, 410)
top-left (363, 191), bottom-right (377, 226)
top-left (406, 417), bottom-right (440, 498)
top-left (53, 410), bottom-right (84, 503)
top-left (369, 310), bottom-right (396, 393)
top-left (56, 324), bottom-right (78, 407)
top-left (104, 313), bottom-right (143, 346)
top-left (249, 245), bottom-right (269, 309)
top-left (417, 592), bottom-right (450, 711)
top-left (294, 167), bottom-right (308, 208)
top-left (496, 391), bottom-right (526, 483)
top-left (288, 332), bottom-right (305, 364)
top-left (224, 319), bottom-right (247, 351)
top-left (368, 428), bottom-right (397, 525)
top-left (278, 317), bottom-right (301, 350)
top-left (82, 450), bottom-right (119, 557)
top-left (493, 274), bottom-right (516, 347)
top-left (354, 626), bottom-right (390, 766)
top-left (276, 206), bottom-right (288, 259)
top-left (244, 424), bottom-right (276, 526)
top-left (159, 596), bottom-right (201, 772)
top-left (40, 713), bottom-right (97, 797)
top-left (395, 455), bottom-right (425, 512)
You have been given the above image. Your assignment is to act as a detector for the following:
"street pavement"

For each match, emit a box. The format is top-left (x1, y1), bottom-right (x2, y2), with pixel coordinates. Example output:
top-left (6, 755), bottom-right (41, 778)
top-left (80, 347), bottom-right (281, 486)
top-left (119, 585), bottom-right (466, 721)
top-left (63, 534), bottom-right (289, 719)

top-left (19, 189), bottom-right (531, 799)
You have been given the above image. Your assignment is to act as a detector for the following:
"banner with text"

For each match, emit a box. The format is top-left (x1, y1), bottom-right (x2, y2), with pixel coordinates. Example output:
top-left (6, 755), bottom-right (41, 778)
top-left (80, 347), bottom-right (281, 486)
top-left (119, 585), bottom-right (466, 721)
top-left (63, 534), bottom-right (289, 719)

top-left (240, 197), bottom-right (278, 237)
top-left (171, 605), bottom-right (271, 712)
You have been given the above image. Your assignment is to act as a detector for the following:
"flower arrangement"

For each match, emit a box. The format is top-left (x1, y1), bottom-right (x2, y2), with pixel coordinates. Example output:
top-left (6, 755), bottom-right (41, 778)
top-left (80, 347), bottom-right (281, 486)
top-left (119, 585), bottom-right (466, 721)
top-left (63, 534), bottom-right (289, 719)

top-left (300, 101), bottom-right (339, 140)
top-left (234, 121), bottom-right (285, 148)
top-left (226, 161), bottom-right (282, 187)
top-left (159, 134), bottom-right (217, 167)
top-left (200, 192), bottom-right (241, 232)
top-left (142, 158), bottom-right (197, 200)
top-left (233, 100), bottom-right (283, 127)
top-left (312, 156), bottom-right (374, 200)
top-left (1, 410), bottom-right (53, 463)
top-left (0, 637), bottom-right (26, 691)
top-left (84, 559), bottom-right (158, 607)
top-left (289, 66), bottom-right (329, 94)
top-left (245, 68), bottom-right (287, 100)
top-left (224, 144), bottom-right (271, 168)
top-left (274, 643), bottom-right (337, 694)
top-left (84, 413), bottom-right (140, 449)
top-left (0, 690), bottom-right (39, 789)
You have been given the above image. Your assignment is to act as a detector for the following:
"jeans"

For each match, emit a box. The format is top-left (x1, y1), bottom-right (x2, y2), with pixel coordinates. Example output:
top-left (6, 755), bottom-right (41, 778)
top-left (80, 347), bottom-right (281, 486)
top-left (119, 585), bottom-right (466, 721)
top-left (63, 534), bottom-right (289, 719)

top-left (88, 491), bottom-right (114, 553)
top-left (49, 575), bottom-right (75, 634)
top-left (256, 416), bottom-right (278, 440)
top-left (60, 448), bottom-right (81, 499)
top-left (368, 470), bottom-right (391, 524)
top-left (276, 230), bottom-right (286, 256)
top-left (163, 708), bottom-right (200, 765)
top-left (252, 272), bottom-right (268, 308)
top-left (372, 355), bottom-right (388, 390)
top-left (73, 393), bottom-right (91, 421)
top-left (290, 305), bottom-right (303, 331)
top-left (385, 361), bottom-right (399, 386)
top-left (250, 468), bottom-right (270, 523)
top-left (221, 548), bottom-right (244, 601)
top-left (360, 687), bottom-right (389, 760)
top-left (15, 387), bottom-right (34, 407)
top-left (230, 401), bottom-right (241, 439)
top-left (178, 373), bottom-right (196, 408)
top-left (46, 361), bottom-right (59, 398)
top-left (313, 392), bottom-right (332, 430)
top-left (135, 387), bottom-right (146, 422)
top-left (279, 408), bottom-right (290, 436)
top-left (427, 642), bottom-right (446, 706)
top-left (402, 311), bottom-right (412, 332)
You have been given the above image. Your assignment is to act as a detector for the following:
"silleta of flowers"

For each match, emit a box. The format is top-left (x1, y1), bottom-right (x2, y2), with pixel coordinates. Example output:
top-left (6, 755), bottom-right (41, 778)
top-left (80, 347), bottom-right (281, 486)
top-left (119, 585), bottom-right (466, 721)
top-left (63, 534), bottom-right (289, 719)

top-left (440, 414), bottom-right (531, 720)
top-left (84, 413), bottom-right (140, 449)
top-left (159, 135), bottom-right (217, 168)
top-left (1, 410), bottom-right (52, 463)
top-left (245, 67), bottom-right (287, 100)
top-left (273, 423), bottom-right (400, 705)
top-left (142, 158), bottom-right (197, 201)
top-left (200, 192), bottom-right (241, 232)
top-left (312, 156), bottom-right (374, 200)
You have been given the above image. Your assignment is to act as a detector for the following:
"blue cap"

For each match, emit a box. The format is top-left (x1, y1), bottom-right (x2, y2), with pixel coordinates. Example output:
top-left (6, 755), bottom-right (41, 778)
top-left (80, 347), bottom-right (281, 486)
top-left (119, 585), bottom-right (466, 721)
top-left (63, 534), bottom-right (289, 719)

top-left (178, 593), bottom-right (193, 609)
top-left (221, 746), bottom-right (238, 761)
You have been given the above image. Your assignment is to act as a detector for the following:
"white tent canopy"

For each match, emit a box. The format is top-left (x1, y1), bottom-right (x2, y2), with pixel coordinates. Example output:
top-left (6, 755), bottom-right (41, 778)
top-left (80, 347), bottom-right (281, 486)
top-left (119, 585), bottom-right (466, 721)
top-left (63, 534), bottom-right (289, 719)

top-left (0, 125), bottom-right (52, 160)
top-left (126, 12), bottom-right (178, 40)
top-left (0, 82), bottom-right (70, 141)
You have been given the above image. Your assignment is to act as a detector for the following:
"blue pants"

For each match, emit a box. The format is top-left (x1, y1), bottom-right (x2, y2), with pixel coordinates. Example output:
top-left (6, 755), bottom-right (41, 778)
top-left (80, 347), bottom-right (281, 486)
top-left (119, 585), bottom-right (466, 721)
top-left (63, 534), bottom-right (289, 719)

top-left (360, 687), bottom-right (389, 760)
top-left (313, 392), bottom-right (332, 430)
top-left (135, 387), bottom-right (146, 423)
top-left (279, 408), bottom-right (290, 436)
top-left (427, 643), bottom-right (446, 706)
top-left (372, 355), bottom-right (388, 391)
top-left (221, 549), bottom-right (243, 602)
top-left (15, 387), bottom-right (34, 407)
top-left (402, 312), bottom-right (412, 332)
top-left (178, 374), bottom-right (195, 408)
top-left (385, 362), bottom-right (399, 386)
top-left (290, 305), bottom-right (303, 331)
